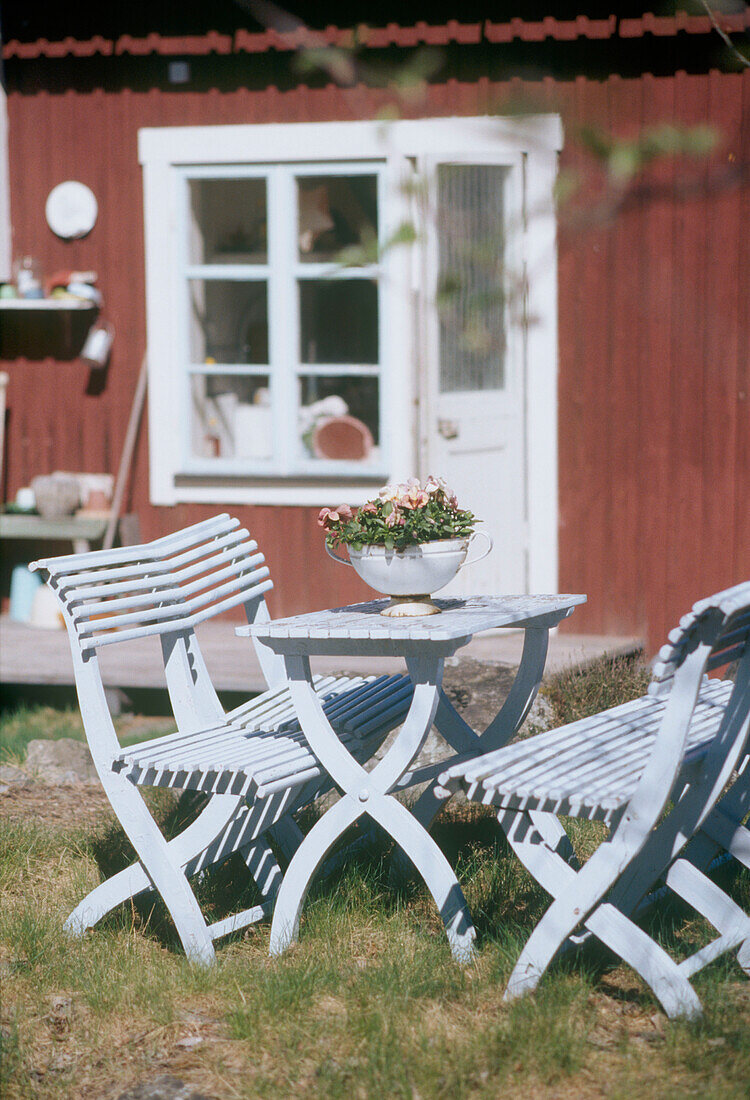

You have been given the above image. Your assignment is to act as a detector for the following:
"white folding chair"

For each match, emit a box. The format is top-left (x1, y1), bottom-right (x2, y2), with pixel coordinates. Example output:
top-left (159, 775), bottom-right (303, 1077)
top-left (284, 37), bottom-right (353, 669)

top-left (437, 582), bottom-right (750, 1017)
top-left (31, 514), bottom-right (413, 964)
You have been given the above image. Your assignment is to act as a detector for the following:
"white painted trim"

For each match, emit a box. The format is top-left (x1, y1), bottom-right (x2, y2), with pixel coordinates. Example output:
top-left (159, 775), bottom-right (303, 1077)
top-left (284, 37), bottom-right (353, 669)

top-left (170, 481), bottom-right (391, 507)
top-left (0, 82), bottom-right (11, 282)
top-left (139, 116), bottom-right (563, 165)
top-left (524, 146), bottom-right (560, 594)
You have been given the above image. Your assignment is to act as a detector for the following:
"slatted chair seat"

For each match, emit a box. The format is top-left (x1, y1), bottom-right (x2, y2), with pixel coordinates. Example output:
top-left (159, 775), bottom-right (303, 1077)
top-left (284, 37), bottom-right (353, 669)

top-left (438, 581), bottom-right (750, 1019)
top-left (30, 515), bottom-right (413, 965)
top-left (114, 673), bottom-right (411, 799)
top-left (445, 677), bottom-right (734, 821)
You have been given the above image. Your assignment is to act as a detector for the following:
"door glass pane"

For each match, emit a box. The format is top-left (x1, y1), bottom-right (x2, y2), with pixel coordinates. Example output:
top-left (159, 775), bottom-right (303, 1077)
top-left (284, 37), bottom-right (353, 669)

top-left (190, 374), bottom-right (272, 460)
top-left (437, 164), bottom-right (507, 393)
top-left (298, 375), bottom-right (379, 464)
top-left (189, 280), bottom-right (268, 364)
top-left (299, 280), bottom-right (378, 364)
top-left (297, 175), bottom-right (378, 263)
top-left (188, 179), bottom-right (267, 264)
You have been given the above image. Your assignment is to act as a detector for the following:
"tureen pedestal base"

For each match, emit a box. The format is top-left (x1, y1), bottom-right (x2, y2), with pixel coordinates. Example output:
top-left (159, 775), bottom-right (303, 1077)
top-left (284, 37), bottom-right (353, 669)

top-left (380, 595), bottom-right (441, 617)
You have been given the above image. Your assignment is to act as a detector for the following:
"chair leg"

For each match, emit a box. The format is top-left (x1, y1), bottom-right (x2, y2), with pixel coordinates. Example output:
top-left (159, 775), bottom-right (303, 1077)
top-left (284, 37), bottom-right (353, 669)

top-left (498, 808), bottom-right (703, 1019)
top-left (75, 774), bottom-right (217, 964)
top-left (584, 904), bottom-right (703, 1020)
top-left (66, 793), bottom-right (249, 935)
top-left (664, 858), bottom-right (750, 979)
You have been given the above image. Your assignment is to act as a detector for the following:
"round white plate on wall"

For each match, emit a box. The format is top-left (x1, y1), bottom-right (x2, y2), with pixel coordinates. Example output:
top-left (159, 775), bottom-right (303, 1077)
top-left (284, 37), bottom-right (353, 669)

top-left (45, 181), bottom-right (98, 239)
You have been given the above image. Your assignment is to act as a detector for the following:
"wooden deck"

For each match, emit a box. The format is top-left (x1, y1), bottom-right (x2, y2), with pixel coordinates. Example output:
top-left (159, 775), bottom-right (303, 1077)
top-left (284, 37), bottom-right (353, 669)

top-left (0, 615), bottom-right (642, 696)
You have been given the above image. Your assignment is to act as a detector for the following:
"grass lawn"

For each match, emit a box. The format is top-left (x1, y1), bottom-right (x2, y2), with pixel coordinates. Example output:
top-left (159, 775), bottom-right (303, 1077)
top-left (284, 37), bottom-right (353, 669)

top-left (1, 655), bottom-right (749, 1099)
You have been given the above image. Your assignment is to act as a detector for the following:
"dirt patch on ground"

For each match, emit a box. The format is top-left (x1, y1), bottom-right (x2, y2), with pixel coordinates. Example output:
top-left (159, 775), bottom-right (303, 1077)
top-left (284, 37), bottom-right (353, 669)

top-left (0, 782), bottom-right (116, 829)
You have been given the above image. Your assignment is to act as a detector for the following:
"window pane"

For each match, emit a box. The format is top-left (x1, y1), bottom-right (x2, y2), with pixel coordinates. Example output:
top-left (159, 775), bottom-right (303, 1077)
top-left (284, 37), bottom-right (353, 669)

top-left (297, 175), bottom-right (378, 263)
top-left (189, 280), bottom-right (268, 364)
top-left (299, 375), bottom-right (379, 464)
top-left (437, 164), bottom-right (507, 393)
top-left (190, 374), bottom-right (272, 461)
top-left (188, 179), bottom-right (267, 264)
top-left (299, 280), bottom-right (378, 364)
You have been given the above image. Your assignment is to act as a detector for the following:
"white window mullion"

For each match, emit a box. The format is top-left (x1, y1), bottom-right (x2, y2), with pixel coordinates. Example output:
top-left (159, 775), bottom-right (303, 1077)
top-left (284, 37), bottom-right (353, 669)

top-left (267, 166), bottom-right (296, 476)
top-left (177, 171), bottom-right (194, 471)
top-left (144, 160), bottom-right (183, 505)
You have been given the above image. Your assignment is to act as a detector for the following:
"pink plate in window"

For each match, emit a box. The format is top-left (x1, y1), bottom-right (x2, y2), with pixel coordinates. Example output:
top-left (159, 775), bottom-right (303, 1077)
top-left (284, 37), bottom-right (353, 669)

top-left (312, 414), bottom-right (374, 461)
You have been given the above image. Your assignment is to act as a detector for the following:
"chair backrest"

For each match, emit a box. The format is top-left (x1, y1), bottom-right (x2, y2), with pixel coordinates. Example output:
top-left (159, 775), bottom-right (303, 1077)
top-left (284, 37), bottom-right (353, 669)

top-left (30, 514), bottom-right (272, 652)
top-left (624, 581), bottom-right (750, 845)
top-left (649, 580), bottom-right (750, 697)
top-left (30, 515), bottom-right (284, 735)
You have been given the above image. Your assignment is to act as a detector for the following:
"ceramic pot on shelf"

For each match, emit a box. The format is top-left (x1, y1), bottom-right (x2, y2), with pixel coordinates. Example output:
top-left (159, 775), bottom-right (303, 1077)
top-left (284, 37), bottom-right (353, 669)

top-left (326, 531), bottom-right (492, 617)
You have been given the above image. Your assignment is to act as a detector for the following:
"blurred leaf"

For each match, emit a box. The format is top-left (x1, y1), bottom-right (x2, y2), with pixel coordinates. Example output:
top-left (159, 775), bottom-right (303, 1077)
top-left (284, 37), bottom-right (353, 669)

top-left (554, 169), bottom-right (582, 206)
top-left (578, 123), bottom-right (718, 183)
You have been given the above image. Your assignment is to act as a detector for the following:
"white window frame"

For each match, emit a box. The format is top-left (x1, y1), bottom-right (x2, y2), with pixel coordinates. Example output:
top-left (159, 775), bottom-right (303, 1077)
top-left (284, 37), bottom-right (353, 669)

top-left (139, 113), bottom-right (561, 589)
top-left (178, 162), bottom-right (388, 481)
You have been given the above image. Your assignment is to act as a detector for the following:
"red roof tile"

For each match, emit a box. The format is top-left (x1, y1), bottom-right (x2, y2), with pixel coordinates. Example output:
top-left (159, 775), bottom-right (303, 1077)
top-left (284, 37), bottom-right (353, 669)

top-left (3, 12), bottom-right (749, 60)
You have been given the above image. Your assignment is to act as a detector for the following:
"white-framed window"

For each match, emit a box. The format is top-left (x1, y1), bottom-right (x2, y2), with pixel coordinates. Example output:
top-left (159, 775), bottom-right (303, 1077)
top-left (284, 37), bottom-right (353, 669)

top-left (139, 114), bottom-right (561, 555)
top-left (180, 164), bottom-right (387, 482)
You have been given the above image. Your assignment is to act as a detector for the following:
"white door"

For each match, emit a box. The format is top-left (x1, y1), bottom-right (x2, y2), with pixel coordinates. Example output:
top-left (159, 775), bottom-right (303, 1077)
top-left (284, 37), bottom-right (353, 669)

top-left (419, 155), bottom-right (527, 597)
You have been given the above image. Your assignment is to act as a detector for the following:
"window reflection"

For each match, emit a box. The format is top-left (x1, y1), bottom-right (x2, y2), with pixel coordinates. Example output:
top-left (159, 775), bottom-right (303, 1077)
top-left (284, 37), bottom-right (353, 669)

top-left (299, 280), bottom-right (378, 364)
top-left (299, 375), bottom-right (379, 463)
top-left (188, 179), bottom-right (267, 265)
top-left (437, 164), bottom-right (507, 392)
top-left (190, 374), bottom-right (272, 461)
top-left (297, 175), bottom-right (378, 263)
top-left (189, 281), bottom-right (268, 365)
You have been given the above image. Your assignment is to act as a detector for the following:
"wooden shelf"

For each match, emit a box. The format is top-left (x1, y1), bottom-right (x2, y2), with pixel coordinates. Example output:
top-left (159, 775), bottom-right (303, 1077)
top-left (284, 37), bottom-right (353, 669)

top-left (0, 299), bottom-right (97, 311)
top-left (0, 513), bottom-right (108, 540)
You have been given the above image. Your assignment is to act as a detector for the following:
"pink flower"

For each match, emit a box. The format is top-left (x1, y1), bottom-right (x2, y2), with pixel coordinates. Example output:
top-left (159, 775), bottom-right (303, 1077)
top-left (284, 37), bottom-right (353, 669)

top-left (402, 489), bottom-right (429, 509)
top-left (378, 483), bottom-right (400, 502)
top-left (425, 475), bottom-right (450, 498)
top-left (361, 501), bottom-right (378, 515)
top-left (318, 504), bottom-right (353, 528)
top-left (384, 508), bottom-right (402, 527)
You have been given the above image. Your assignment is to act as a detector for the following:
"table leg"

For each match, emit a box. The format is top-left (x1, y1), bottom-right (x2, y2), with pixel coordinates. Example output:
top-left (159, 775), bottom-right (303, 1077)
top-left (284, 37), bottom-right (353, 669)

top-left (268, 653), bottom-right (476, 963)
top-left (409, 627), bottom-right (551, 830)
top-left (396, 628), bottom-right (576, 878)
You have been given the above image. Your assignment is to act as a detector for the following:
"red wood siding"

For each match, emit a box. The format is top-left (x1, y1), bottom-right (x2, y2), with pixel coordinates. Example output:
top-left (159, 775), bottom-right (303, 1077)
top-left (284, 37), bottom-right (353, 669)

top-left (2, 68), bottom-right (748, 650)
top-left (555, 70), bottom-right (750, 651)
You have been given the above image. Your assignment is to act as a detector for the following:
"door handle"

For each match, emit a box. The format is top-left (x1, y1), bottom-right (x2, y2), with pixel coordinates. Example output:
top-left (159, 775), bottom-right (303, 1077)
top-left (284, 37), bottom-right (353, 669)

top-left (437, 418), bottom-right (459, 440)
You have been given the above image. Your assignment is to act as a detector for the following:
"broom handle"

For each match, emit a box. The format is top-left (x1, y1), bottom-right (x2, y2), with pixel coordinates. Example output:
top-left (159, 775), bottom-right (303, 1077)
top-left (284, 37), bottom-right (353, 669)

top-left (103, 354), bottom-right (148, 551)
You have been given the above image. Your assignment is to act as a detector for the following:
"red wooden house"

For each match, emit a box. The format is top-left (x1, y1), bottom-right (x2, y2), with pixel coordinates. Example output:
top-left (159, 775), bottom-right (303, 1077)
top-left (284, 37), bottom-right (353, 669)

top-left (1, 2), bottom-right (748, 652)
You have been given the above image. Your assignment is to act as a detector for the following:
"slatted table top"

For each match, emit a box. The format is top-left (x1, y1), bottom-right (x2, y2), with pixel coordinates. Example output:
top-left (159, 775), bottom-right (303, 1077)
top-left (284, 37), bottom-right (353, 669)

top-left (239, 594), bottom-right (587, 655)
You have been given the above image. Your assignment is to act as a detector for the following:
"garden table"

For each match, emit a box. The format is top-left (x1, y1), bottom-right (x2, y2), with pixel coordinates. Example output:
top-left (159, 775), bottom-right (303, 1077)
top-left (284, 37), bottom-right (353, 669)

top-left (238, 593), bottom-right (586, 962)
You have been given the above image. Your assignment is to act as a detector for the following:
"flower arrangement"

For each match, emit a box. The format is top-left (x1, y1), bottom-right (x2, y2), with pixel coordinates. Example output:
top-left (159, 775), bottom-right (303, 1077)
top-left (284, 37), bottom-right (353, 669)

top-left (318, 477), bottom-right (477, 552)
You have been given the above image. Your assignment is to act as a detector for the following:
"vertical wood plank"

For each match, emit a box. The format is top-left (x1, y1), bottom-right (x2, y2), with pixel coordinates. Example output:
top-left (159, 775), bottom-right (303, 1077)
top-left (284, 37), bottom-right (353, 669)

top-left (666, 72), bottom-right (710, 643)
top-left (734, 71), bottom-right (750, 584)
top-left (604, 74), bottom-right (643, 637)
top-left (701, 70), bottom-right (741, 598)
top-left (638, 73), bottom-right (677, 651)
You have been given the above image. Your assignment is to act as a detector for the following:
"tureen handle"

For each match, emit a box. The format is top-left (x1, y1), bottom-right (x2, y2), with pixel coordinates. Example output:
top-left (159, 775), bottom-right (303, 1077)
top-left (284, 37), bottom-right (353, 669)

top-left (460, 529), bottom-right (493, 569)
top-left (325, 542), bottom-right (352, 567)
